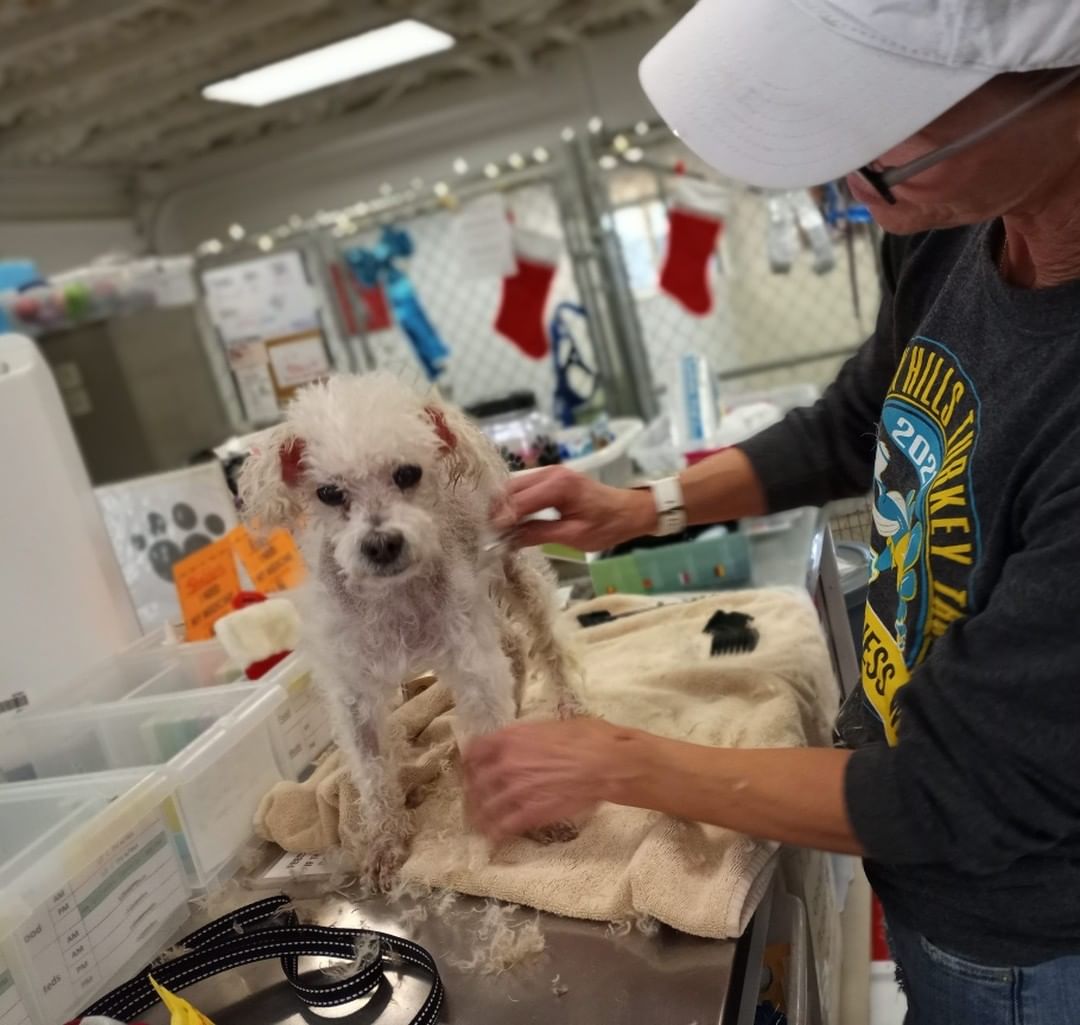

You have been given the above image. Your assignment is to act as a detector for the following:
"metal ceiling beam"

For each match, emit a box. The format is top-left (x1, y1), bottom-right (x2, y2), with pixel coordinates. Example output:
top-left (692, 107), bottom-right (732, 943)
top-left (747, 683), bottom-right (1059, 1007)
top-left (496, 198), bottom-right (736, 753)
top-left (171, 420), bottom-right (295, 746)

top-left (369, 70), bottom-right (427, 113)
top-left (139, 82), bottom-right (571, 244)
top-left (131, 13), bottom-right (679, 223)
top-left (0, 0), bottom-right (444, 157)
top-left (0, 0), bottom-right (165, 70)
top-left (637, 0), bottom-right (672, 16)
top-left (4, 0), bottom-right (685, 167)
top-left (0, 164), bottom-right (134, 220)
top-left (75, 99), bottom-right (219, 165)
top-left (141, 34), bottom-right (504, 164)
top-left (475, 28), bottom-right (535, 76)
top-left (0, 0), bottom-right (337, 128)
top-left (132, 3), bottom-right (648, 167)
top-left (76, 75), bottom-right (470, 169)
top-left (78, 32), bottom-right (500, 163)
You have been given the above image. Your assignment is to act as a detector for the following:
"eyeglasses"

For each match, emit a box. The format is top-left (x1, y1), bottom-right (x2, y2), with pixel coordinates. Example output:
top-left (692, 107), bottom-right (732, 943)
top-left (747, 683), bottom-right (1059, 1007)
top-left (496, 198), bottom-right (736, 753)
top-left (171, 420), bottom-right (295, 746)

top-left (855, 65), bottom-right (1080, 204)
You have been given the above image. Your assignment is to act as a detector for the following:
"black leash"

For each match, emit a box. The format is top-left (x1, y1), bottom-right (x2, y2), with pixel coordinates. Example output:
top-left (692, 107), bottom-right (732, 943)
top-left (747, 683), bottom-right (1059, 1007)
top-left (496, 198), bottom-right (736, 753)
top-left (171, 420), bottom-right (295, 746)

top-left (81, 895), bottom-right (443, 1024)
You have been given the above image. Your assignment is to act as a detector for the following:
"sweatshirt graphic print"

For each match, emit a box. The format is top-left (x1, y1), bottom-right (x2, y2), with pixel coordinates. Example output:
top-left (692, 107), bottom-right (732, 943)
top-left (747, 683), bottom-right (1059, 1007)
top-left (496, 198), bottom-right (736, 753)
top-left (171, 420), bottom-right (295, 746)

top-left (862, 339), bottom-right (981, 743)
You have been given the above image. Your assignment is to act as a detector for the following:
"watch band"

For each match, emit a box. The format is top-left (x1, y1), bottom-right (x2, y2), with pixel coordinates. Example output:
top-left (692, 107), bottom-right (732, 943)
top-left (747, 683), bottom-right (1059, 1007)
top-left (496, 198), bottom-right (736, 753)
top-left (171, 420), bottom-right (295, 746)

top-left (649, 476), bottom-right (687, 536)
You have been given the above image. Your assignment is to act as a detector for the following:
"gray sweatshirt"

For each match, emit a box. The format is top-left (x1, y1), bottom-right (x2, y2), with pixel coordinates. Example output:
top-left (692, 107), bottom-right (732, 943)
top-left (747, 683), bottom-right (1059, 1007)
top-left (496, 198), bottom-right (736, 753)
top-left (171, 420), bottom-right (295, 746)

top-left (739, 221), bottom-right (1080, 966)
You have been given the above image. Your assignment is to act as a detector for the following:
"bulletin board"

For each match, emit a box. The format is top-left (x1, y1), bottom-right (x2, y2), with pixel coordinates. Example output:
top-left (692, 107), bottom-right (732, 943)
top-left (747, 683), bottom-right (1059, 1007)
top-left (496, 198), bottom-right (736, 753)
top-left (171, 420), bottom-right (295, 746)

top-left (201, 249), bottom-right (333, 423)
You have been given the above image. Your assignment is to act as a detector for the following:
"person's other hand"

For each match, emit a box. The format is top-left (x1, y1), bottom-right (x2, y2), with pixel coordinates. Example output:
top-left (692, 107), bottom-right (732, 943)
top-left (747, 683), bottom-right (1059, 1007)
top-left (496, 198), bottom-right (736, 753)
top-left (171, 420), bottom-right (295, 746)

top-left (463, 717), bottom-right (644, 840)
top-left (494, 466), bottom-right (656, 551)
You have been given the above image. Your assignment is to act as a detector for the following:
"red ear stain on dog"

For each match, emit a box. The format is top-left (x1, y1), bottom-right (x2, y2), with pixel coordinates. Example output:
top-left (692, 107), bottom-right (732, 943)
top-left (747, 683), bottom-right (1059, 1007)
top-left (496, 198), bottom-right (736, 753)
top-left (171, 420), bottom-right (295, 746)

top-left (280, 438), bottom-right (307, 486)
top-left (424, 406), bottom-right (458, 453)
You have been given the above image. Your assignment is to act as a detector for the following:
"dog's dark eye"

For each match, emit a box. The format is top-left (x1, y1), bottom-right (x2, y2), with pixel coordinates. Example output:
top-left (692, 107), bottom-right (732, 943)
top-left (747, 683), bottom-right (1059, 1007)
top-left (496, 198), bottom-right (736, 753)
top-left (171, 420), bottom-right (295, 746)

top-left (316, 484), bottom-right (347, 507)
top-left (393, 464), bottom-right (423, 490)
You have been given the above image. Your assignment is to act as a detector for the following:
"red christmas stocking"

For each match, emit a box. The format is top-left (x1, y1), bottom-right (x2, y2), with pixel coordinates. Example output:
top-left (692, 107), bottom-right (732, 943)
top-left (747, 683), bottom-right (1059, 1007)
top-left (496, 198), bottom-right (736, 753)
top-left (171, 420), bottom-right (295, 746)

top-left (660, 206), bottom-right (723, 315)
top-left (495, 255), bottom-right (556, 359)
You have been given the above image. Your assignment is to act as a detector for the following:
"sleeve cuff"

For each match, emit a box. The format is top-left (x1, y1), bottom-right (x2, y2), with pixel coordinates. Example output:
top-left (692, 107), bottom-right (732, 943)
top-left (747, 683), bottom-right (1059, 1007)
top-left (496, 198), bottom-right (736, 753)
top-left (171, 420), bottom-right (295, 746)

top-left (736, 426), bottom-right (832, 512)
top-left (844, 742), bottom-right (931, 864)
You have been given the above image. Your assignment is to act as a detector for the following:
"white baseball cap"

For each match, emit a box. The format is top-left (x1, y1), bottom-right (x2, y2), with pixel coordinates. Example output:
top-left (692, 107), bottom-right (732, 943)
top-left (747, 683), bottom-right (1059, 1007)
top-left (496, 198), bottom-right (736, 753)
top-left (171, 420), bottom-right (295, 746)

top-left (639, 0), bottom-right (1080, 188)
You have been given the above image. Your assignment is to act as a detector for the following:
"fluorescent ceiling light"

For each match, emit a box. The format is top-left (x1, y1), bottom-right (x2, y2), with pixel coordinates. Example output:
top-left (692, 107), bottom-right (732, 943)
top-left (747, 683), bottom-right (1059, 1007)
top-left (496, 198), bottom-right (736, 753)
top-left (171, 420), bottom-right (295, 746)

top-left (202, 19), bottom-right (455, 108)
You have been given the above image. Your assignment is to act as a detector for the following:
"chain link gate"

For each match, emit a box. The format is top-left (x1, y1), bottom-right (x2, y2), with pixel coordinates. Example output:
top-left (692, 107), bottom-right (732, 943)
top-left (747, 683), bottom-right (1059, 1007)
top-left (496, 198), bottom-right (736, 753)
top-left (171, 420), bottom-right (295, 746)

top-left (583, 125), bottom-right (884, 401)
top-left (193, 117), bottom-right (886, 532)
top-left (323, 167), bottom-right (602, 417)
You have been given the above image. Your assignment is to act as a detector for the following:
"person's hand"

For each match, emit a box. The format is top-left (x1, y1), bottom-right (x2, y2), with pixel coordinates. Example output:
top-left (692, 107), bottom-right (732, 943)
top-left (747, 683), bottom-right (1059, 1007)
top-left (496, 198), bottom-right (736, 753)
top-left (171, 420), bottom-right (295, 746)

top-left (463, 717), bottom-right (646, 840)
top-left (494, 466), bottom-right (657, 551)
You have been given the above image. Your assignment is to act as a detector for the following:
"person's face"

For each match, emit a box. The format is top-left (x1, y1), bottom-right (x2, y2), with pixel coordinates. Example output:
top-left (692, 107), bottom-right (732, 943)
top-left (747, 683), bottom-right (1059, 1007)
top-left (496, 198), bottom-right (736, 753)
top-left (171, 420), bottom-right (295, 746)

top-left (846, 74), bottom-right (1080, 233)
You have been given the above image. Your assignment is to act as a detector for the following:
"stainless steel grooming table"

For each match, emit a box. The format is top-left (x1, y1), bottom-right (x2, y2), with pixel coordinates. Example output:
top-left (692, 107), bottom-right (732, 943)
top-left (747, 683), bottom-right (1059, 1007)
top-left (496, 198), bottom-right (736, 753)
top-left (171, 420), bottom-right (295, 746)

top-left (138, 509), bottom-right (846, 1025)
top-left (138, 884), bottom-right (751, 1025)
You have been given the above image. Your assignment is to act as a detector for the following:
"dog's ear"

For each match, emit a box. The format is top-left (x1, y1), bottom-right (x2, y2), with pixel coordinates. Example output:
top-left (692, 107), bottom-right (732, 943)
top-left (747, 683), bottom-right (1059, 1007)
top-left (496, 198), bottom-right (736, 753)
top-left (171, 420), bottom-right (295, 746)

top-left (237, 427), bottom-right (307, 529)
top-left (424, 405), bottom-right (458, 454)
top-left (423, 403), bottom-right (504, 490)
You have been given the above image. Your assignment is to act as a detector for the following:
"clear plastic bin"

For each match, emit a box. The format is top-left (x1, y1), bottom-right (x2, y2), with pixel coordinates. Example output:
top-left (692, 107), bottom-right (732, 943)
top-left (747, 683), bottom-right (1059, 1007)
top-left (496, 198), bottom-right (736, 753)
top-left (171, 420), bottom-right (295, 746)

top-left (0, 687), bottom-right (285, 890)
top-left (128, 651), bottom-right (331, 783)
top-left (258, 653), bottom-right (333, 781)
top-left (32, 637), bottom-right (331, 783)
top-left (764, 888), bottom-right (810, 1025)
top-left (559, 417), bottom-right (644, 487)
top-left (36, 637), bottom-right (239, 710)
top-left (0, 766), bottom-right (157, 804)
top-left (0, 775), bottom-right (190, 1025)
top-left (0, 945), bottom-right (33, 1025)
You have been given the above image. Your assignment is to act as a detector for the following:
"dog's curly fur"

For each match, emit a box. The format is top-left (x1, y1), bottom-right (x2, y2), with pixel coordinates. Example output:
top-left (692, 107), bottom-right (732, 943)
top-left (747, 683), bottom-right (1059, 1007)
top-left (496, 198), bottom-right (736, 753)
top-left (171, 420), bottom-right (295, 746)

top-left (239, 372), bottom-right (582, 888)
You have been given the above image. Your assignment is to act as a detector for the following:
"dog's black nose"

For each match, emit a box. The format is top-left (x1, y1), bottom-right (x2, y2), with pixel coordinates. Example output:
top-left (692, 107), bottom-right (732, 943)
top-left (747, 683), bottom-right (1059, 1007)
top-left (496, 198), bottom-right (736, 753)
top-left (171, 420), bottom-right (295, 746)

top-left (361, 530), bottom-right (405, 566)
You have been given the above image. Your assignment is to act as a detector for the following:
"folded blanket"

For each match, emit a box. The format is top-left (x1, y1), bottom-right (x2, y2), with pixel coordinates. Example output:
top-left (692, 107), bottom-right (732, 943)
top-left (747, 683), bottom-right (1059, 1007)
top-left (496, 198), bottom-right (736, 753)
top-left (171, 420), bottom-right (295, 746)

top-left (255, 588), bottom-right (837, 939)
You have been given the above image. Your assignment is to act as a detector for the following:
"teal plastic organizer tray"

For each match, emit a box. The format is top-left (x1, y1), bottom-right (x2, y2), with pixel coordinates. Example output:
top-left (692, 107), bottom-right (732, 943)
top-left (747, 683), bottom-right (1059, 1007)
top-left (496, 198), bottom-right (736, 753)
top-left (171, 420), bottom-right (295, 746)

top-left (588, 532), bottom-right (752, 596)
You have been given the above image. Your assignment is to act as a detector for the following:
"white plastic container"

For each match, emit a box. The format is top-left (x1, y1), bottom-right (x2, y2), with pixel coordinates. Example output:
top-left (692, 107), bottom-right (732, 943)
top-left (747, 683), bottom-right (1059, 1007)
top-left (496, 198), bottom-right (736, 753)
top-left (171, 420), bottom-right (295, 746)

top-left (0, 687), bottom-right (285, 890)
top-left (556, 417), bottom-right (644, 487)
top-left (0, 775), bottom-right (190, 1025)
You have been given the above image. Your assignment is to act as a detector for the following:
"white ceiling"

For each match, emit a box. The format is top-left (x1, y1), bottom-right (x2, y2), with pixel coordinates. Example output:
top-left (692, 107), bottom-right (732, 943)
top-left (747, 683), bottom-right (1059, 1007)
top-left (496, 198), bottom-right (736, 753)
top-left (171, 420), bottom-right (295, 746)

top-left (0, 0), bottom-right (690, 172)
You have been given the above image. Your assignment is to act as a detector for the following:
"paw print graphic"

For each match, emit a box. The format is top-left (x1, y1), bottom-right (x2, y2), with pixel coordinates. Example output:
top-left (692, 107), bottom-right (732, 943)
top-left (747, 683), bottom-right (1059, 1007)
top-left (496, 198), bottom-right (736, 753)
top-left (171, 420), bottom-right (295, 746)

top-left (131, 503), bottom-right (228, 582)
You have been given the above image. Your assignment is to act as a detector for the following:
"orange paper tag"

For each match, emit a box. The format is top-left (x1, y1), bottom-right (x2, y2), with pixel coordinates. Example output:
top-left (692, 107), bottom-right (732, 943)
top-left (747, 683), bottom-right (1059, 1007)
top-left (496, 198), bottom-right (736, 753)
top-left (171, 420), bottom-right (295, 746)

top-left (172, 537), bottom-right (242, 641)
top-left (229, 525), bottom-right (306, 592)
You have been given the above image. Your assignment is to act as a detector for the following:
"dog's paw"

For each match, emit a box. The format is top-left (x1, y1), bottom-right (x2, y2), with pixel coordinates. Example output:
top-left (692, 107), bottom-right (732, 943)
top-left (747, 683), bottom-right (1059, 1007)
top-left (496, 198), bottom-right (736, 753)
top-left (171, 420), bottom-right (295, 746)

top-left (528, 820), bottom-right (579, 845)
top-left (355, 815), bottom-right (413, 892)
top-left (360, 833), bottom-right (409, 892)
top-left (556, 696), bottom-right (586, 719)
top-left (404, 785), bottom-right (428, 809)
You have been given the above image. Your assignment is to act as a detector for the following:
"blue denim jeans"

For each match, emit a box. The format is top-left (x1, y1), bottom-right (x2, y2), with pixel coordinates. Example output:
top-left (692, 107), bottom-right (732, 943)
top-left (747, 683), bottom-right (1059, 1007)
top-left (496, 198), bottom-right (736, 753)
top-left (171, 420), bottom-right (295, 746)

top-left (887, 917), bottom-right (1080, 1025)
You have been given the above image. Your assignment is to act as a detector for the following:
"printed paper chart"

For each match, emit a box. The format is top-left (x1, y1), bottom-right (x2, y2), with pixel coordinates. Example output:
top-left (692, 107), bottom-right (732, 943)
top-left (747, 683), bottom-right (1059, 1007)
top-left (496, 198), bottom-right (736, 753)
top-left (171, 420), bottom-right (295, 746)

top-left (0, 956), bottom-right (30, 1025)
top-left (273, 667), bottom-right (332, 779)
top-left (8, 815), bottom-right (187, 1024)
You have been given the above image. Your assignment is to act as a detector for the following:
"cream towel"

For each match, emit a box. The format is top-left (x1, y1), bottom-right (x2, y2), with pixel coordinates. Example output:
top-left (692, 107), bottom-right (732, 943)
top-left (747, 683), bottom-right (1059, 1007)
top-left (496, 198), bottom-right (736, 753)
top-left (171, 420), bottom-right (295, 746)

top-left (255, 588), bottom-right (837, 939)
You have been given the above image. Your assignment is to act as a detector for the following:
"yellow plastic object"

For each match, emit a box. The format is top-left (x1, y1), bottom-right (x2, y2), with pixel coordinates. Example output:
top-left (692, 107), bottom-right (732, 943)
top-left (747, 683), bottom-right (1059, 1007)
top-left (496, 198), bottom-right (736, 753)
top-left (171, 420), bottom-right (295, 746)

top-left (150, 976), bottom-right (217, 1025)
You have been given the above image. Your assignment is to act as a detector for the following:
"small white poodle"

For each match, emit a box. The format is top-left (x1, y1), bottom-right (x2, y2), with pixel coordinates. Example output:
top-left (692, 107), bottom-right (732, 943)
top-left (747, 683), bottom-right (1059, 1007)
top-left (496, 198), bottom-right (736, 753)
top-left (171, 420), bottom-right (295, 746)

top-left (239, 372), bottom-right (581, 886)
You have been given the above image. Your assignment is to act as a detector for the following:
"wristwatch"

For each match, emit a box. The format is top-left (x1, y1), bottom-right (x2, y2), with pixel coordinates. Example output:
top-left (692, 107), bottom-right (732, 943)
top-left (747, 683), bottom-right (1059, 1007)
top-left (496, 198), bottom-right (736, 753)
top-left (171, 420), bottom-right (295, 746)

top-left (648, 476), bottom-right (688, 536)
